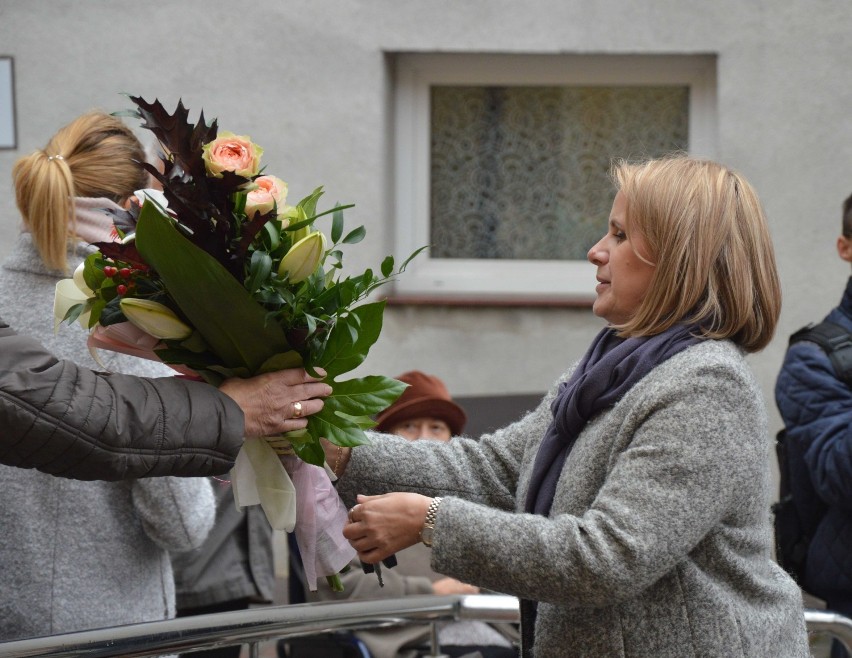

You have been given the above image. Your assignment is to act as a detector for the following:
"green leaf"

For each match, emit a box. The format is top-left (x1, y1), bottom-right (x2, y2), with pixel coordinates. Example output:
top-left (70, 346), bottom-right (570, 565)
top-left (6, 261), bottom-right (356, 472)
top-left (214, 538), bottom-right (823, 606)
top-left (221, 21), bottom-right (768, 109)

top-left (324, 375), bottom-right (407, 418)
top-left (291, 438), bottom-right (327, 467)
top-left (262, 221), bottom-right (281, 249)
top-left (154, 347), bottom-right (221, 370)
top-left (63, 302), bottom-right (87, 326)
top-left (314, 302), bottom-right (386, 378)
top-left (246, 250), bottom-right (272, 293)
top-left (334, 410), bottom-right (378, 430)
top-left (258, 350), bottom-right (304, 373)
top-left (331, 205), bottom-right (344, 243)
top-left (306, 411), bottom-right (372, 450)
top-left (342, 226), bottom-right (366, 244)
top-left (87, 298), bottom-right (107, 328)
top-left (134, 201), bottom-right (290, 372)
top-left (400, 245), bottom-right (430, 271)
top-left (297, 186), bottom-right (325, 219)
top-left (82, 253), bottom-right (106, 291)
top-left (99, 296), bottom-right (126, 326)
top-left (380, 255), bottom-right (394, 278)
top-left (298, 376), bottom-right (404, 452)
top-left (285, 216), bottom-right (317, 233)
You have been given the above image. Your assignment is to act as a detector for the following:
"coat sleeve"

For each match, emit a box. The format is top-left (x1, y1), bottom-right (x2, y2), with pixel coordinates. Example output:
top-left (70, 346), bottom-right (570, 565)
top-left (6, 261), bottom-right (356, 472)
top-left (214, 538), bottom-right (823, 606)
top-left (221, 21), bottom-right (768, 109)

top-left (340, 350), bottom-right (765, 608)
top-left (336, 389), bottom-right (557, 511)
top-left (132, 476), bottom-right (217, 552)
top-left (424, 358), bottom-right (764, 607)
top-left (775, 339), bottom-right (852, 510)
top-left (0, 318), bottom-right (245, 481)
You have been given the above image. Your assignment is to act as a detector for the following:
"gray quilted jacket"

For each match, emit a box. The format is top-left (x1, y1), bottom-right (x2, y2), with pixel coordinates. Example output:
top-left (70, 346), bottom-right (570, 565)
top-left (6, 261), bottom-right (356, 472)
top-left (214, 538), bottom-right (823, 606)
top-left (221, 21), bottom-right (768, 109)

top-left (0, 233), bottom-right (245, 480)
top-left (338, 340), bottom-right (809, 657)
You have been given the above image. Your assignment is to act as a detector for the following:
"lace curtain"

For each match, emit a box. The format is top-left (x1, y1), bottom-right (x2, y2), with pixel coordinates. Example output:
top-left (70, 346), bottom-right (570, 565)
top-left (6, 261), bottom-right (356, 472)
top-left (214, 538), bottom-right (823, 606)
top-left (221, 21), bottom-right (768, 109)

top-left (430, 85), bottom-right (689, 261)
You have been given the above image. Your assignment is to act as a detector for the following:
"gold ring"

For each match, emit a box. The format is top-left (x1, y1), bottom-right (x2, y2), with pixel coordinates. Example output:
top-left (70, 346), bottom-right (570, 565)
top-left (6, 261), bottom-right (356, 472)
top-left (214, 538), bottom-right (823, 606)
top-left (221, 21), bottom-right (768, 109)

top-left (293, 401), bottom-right (303, 418)
top-left (348, 506), bottom-right (357, 523)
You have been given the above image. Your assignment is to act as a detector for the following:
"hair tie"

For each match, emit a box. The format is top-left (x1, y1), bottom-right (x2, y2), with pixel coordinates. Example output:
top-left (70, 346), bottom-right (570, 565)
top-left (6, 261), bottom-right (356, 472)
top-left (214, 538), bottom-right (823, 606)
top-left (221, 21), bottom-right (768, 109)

top-left (47, 154), bottom-right (65, 162)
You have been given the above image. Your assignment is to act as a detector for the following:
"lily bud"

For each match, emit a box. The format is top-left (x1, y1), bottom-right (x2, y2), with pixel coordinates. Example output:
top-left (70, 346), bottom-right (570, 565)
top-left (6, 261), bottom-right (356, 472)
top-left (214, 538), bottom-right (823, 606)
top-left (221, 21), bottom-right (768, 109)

top-left (278, 231), bottom-right (327, 283)
top-left (120, 298), bottom-right (193, 340)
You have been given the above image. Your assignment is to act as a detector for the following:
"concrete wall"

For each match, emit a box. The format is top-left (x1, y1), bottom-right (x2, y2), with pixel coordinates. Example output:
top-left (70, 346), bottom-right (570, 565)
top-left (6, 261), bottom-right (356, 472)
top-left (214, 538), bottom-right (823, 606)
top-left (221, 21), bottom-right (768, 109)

top-left (2, 0), bottom-right (851, 434)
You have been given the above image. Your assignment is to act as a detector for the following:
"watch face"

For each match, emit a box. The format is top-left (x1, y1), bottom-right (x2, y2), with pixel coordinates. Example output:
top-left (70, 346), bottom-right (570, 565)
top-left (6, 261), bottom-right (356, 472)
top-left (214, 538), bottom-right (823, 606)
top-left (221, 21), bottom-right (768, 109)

top-left (421, 524), bottom-right (434, 547)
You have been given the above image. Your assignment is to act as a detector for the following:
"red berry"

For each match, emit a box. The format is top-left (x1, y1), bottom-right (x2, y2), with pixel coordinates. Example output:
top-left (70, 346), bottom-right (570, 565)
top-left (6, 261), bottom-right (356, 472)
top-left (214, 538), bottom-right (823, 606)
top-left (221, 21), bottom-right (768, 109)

top-left (119, 268), bottom-right (132, 278)
top-left (103, 266), bottom-right (117, 277)
top-left (116, 284), bottom-right (128, 295)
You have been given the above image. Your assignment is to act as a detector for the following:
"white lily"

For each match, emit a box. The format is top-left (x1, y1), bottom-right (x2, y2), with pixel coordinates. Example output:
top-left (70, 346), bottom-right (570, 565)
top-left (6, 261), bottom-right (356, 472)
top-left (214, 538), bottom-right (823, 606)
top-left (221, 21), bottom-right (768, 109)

top-left (278, 231), bottom-right (327, 283)
top-left (120, 298), bottom-right (193, 340)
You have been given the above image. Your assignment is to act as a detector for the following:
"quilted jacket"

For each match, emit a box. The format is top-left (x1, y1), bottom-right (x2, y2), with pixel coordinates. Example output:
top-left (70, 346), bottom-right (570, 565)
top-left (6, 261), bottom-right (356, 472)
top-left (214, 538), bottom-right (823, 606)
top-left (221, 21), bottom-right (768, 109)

top-left (775, 276), bottom-right (852, 616)
top-left (0, 316), bottom-right (244, 480)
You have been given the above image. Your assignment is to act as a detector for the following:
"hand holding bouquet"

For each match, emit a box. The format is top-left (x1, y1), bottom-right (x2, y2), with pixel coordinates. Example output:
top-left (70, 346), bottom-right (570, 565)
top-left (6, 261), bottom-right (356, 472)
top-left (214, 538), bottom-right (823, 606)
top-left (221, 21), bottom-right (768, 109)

top-left (54, 96), bottom-right (423, 589)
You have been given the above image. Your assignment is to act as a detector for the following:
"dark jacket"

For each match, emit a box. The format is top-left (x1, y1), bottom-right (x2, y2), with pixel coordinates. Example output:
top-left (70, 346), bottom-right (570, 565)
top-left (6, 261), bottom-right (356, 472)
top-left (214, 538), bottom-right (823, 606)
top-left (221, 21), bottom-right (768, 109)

top-left (0, 316), bottom-right (244, 480)
top-left (173, 480), bottom-right (275, 610)
top-left (775, 276), bottom-right (852, 615)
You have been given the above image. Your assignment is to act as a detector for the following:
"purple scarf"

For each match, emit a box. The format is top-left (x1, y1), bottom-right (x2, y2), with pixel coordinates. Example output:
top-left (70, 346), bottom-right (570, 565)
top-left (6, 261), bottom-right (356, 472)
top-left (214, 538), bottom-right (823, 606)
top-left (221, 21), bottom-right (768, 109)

top-left (519, 322), bottom-right (702, 656)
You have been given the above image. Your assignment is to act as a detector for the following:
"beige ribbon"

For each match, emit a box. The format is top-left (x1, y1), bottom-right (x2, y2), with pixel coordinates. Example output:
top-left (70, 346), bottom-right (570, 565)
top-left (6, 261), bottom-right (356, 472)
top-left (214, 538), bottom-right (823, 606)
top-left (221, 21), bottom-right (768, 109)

top-left (231, 438), bottom-right (297, 532)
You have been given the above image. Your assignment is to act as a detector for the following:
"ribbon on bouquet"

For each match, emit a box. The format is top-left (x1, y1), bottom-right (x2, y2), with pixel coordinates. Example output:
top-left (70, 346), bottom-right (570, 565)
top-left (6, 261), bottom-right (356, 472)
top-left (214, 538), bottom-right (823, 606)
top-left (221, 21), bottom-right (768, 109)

top-left (84, 322), bottom-right (199, 377)
top-left (231, 439), bottom-right (356, 590)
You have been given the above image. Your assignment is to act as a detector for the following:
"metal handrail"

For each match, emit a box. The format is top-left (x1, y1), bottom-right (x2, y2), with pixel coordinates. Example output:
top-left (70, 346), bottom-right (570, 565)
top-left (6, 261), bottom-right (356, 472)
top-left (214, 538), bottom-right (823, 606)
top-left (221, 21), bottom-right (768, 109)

top-left (0, 596), bottom-right (848, 657)
top-left (0, 594), bottom-right (519, 658)
top-left (804, 609), bottom-right (852, 652)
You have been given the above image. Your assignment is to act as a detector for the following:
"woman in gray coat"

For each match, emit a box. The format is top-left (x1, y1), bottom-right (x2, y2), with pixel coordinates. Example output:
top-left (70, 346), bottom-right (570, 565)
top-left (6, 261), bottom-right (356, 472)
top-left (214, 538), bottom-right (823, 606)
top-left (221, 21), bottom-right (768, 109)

top-left (324, 156), bottom-right (810, 657)
top-left (0, 111), bottom-right (329, 642)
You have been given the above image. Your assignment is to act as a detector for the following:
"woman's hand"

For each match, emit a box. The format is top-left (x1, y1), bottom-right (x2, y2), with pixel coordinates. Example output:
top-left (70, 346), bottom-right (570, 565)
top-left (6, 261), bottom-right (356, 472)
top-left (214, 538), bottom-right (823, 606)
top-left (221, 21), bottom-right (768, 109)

top-left (432, 577), bottom-right (479, 596)
top-left (219, 368), bottom-right (332, 437)
top-left (344, 492), bottom-right (433, 563)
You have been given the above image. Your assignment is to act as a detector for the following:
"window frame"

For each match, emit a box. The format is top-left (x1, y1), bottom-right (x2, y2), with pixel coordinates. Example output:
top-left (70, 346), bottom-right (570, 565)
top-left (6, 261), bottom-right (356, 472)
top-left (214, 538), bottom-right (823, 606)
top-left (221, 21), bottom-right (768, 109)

top-left (0, 56), bottom-right (17, 150)
top-left (391, 52), bottom-right (717, 304)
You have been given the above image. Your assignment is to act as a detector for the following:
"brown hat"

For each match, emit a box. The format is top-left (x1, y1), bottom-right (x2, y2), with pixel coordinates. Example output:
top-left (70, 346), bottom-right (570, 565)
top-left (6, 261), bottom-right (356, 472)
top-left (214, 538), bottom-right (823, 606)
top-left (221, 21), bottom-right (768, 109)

top-left (375, 370), bottom-right (467, 436)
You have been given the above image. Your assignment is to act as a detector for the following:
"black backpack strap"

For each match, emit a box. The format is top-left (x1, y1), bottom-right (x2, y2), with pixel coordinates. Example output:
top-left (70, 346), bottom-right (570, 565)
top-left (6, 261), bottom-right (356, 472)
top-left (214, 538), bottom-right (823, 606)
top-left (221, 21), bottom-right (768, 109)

top-left (790, 321), bottom-right (852, 386)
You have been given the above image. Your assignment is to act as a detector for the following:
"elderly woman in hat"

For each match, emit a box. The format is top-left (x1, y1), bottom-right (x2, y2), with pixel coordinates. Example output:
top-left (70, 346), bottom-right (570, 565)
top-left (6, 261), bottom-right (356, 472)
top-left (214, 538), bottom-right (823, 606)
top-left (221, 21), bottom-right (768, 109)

top-left (310, 371), bottom-right (518, 658)
top-left (375, 370), bottom-right (467, 442)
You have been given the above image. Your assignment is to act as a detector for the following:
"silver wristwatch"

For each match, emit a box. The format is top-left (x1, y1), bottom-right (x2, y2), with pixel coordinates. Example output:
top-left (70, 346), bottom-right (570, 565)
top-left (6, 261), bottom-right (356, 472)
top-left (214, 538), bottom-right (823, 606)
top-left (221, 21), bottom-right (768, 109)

top-left (420, 497), bottom-right (443, 547)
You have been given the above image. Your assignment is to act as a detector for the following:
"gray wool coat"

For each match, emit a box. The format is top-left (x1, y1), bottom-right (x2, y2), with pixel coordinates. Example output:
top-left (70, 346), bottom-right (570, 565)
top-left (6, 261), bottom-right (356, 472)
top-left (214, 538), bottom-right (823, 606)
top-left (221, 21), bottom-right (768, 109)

top-left (337, 340), bottom-right (810, 657)
top-left (0, 233), bottom-right (216, 641)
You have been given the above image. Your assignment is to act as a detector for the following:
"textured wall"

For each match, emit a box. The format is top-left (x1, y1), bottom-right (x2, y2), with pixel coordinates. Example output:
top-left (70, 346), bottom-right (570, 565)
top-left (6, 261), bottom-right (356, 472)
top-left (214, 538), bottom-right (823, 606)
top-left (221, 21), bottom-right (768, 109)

top-left (2, 0), bottom-right (851, 435)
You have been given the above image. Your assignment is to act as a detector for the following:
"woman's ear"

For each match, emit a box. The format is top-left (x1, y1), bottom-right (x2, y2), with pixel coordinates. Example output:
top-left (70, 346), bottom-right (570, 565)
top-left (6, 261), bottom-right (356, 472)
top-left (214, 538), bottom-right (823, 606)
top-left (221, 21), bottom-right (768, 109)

top-left (837, 236), bottom-right (852, 263)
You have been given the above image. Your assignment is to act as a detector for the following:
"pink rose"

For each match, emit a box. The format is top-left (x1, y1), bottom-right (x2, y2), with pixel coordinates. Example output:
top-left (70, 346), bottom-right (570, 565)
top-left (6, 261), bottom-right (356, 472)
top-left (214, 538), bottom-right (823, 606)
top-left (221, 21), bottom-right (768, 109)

top-left (245, 175), bottom-right (289, 219)
top-left (202, 131), bottom-right (263, 178)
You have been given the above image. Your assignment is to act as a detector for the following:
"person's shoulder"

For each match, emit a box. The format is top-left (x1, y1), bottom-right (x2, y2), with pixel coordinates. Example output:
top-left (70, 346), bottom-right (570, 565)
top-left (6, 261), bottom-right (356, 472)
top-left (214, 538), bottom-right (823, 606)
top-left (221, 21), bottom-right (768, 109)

top-left (673, 338), bottom-right (745, 368)
top-left (0, 234), bottom-right (57, 276)
top-left (653, 339), bottom-right (754, 388)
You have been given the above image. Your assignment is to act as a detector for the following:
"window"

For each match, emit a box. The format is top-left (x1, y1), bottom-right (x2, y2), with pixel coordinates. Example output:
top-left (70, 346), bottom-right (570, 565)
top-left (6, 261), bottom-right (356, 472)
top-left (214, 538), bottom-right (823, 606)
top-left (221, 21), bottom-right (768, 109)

top-left (0, 57), bottom-right (16, 150)
top-left (392, 53), bottom-right (717, 303)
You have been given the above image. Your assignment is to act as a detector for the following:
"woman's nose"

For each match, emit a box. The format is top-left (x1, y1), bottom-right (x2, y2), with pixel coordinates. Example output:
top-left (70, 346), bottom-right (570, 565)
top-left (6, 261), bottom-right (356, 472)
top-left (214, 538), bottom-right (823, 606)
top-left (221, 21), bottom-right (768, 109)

top-left (587, 237), bottom-right (607, 265)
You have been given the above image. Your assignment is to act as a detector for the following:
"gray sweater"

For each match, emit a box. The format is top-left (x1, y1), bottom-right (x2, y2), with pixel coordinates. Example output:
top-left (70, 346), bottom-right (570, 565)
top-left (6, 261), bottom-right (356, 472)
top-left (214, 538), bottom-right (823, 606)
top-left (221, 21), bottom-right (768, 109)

top-left (338, 340), bottom-right (810, 657)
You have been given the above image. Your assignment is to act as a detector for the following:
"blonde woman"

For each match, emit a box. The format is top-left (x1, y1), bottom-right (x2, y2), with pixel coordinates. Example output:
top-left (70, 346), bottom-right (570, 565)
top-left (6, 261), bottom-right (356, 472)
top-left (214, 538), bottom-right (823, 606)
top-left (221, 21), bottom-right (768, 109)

top-left (0, 111), bottom-right (214, 643)
top-left (324, 156), bottom-right (809, 657)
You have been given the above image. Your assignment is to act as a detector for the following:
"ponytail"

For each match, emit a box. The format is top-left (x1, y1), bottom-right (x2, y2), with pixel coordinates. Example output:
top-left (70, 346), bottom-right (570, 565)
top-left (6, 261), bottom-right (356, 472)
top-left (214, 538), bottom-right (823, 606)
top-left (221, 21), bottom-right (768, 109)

top-left (12, 111), bottom-right (149, 273)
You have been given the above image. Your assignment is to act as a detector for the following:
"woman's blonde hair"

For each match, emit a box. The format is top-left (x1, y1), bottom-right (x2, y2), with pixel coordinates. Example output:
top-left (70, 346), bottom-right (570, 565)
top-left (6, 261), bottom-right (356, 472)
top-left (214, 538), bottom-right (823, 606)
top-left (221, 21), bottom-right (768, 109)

top-left (12, 111), bottom-right (149, 272)
top-left (611, 155), bottom-right (781, 353)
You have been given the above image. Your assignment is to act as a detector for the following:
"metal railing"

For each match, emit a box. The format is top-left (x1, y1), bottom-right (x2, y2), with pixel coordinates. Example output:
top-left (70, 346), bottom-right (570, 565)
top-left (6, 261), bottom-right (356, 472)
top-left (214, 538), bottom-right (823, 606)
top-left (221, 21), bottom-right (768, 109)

top-left (0, 594), bottom-right (519, 657)
top-left (0, 596), bottom-right (848, 657)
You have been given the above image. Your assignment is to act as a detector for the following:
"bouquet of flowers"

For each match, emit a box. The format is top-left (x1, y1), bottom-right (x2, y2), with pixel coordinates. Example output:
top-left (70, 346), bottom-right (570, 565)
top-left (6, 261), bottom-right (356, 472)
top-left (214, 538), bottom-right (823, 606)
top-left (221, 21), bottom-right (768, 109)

top-left (54, 96), bottom-right (423, 589)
